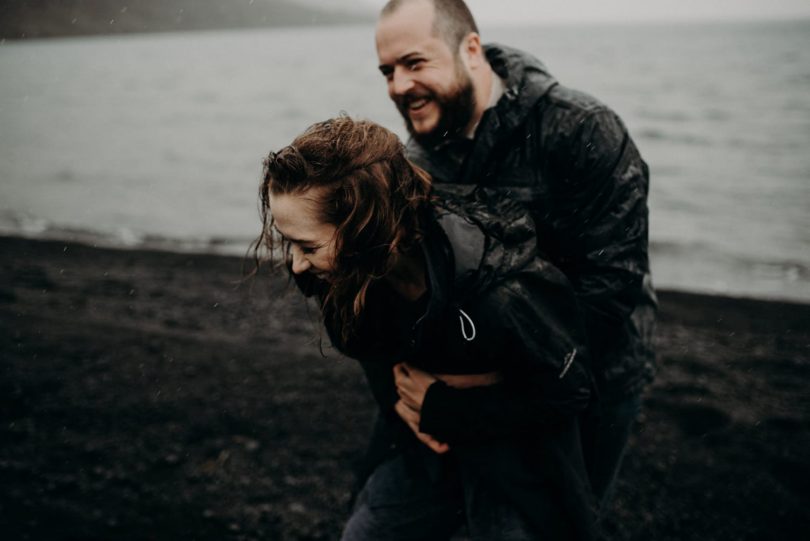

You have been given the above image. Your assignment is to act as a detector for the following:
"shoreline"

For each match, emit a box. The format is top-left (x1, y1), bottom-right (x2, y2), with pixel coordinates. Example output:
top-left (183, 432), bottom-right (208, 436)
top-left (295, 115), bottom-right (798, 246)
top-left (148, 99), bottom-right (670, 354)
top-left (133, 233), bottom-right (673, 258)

top-left (2, 235), bottom-right (809, 539)
top-left (3, 234), bottom-right (808, 308)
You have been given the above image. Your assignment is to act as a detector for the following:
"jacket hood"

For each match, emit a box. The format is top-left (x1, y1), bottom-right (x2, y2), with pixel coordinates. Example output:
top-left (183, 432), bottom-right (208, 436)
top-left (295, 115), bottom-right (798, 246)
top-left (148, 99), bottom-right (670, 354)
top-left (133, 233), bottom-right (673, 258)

top-left (484, 44), bottom-right (558, 132)
top-left (428, 187), bottom-right (538, 296)
top-left (412, 188), bottom-right (540, 355)
top-left (404, 185), bottom-right (588, 379)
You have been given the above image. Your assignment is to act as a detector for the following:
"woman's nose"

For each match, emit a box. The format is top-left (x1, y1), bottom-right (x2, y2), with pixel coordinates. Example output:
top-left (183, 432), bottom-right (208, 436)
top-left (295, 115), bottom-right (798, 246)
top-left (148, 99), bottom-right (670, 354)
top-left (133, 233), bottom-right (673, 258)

top-left (290, 246), bottom-right (311, 275)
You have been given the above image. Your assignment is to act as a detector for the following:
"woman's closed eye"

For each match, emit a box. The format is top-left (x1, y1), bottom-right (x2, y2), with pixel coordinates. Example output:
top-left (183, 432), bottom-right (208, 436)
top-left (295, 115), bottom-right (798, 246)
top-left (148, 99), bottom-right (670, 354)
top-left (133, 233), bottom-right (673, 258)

top-left (298, 241), bottom-right (328, 255)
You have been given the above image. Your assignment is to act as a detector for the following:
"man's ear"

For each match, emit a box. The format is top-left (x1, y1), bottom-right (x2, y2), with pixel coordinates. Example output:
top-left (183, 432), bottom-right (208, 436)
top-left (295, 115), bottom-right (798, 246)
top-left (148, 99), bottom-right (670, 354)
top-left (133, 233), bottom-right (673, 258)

top-left (460, 32), bottom-right (484, 69)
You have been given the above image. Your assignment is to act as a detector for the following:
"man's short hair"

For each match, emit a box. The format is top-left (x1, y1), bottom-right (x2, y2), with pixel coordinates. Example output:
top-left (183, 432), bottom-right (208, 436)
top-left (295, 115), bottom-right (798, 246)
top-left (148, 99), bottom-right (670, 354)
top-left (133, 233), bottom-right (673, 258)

top-left (381, 0), bottom-right (479, 53)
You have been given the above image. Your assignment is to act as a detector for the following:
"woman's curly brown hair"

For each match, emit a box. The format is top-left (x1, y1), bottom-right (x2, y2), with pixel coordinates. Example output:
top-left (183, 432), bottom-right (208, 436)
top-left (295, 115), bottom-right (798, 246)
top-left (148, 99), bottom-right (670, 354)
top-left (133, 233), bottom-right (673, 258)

top-left (253, 116), bottom-right (432, 344)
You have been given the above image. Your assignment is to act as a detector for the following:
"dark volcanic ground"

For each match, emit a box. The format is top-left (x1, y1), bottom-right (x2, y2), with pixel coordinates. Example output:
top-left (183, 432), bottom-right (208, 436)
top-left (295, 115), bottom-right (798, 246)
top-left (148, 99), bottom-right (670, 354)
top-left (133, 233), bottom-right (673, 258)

top-left (1, 236), bottom-right (809, 540)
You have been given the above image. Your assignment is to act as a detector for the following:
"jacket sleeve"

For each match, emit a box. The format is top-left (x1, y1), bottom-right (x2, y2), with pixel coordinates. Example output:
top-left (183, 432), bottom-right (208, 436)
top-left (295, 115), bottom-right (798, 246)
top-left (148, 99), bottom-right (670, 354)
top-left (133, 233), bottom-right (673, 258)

top-left (418, 273), bottom-right (593, 444)
top-left (542, 107), bottom-right (651, 333)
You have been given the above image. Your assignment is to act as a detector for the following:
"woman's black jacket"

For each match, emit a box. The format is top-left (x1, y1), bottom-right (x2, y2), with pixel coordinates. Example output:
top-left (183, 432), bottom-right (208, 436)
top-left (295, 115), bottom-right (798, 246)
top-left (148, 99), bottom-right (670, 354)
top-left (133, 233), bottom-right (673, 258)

top-left (300, 189), bottom-right (598, 540)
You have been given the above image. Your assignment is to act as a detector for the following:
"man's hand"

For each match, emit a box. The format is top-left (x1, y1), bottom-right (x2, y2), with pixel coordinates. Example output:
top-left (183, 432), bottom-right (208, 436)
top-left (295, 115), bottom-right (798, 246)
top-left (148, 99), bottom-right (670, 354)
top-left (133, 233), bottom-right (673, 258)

top-left (393, 363), bottom-right (449, 454)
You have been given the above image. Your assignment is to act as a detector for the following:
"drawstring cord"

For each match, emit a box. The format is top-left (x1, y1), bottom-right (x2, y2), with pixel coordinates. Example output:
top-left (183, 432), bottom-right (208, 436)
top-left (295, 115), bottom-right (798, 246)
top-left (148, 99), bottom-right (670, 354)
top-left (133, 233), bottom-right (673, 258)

top-left (458, 309), bottom-right (476, 341)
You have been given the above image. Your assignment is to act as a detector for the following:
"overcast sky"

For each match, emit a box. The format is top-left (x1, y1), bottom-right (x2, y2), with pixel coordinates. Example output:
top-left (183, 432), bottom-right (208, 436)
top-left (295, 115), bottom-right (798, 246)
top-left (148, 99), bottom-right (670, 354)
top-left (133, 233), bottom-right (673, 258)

top-left (363, 0), bottom-right (810, 25)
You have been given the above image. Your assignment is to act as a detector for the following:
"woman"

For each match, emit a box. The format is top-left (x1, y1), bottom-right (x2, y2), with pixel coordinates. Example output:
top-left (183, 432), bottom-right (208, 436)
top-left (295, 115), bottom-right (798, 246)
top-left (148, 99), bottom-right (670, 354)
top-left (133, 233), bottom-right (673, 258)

top-left (254, 116), bottom-right (598, 540)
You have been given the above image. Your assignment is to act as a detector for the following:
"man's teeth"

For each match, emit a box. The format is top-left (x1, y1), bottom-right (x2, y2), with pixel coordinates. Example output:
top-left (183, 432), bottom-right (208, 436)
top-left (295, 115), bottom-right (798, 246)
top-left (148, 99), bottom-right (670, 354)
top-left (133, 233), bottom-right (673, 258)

top-left (409, 98), bottom-right (428, 110)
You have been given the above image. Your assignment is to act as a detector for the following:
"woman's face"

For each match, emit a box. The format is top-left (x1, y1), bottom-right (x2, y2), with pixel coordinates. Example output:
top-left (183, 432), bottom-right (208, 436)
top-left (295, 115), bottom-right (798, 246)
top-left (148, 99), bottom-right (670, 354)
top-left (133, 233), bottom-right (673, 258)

top-left (269, 189), bottom-right (337, 280)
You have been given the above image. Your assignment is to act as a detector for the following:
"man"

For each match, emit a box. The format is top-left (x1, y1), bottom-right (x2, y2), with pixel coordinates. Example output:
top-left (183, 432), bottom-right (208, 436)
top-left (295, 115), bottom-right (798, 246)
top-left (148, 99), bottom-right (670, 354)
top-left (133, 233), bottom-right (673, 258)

top-left (375, 0), bottom-right (656, 517)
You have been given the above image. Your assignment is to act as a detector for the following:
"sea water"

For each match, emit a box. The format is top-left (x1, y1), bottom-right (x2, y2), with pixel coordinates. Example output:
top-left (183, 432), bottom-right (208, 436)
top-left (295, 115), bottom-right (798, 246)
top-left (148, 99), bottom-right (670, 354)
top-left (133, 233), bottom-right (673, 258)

top-left (1, 21), bottom-right (808, 302)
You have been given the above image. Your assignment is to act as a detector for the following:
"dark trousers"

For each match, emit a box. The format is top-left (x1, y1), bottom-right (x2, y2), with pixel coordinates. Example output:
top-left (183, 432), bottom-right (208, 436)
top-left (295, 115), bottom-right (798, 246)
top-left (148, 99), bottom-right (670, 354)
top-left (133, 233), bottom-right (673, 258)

top-left (341, 393), bottom-right (642, 541)
top-left (341, 452), bottom-right (537, 541)
top-left (586, 391), bottom-right (643, 512)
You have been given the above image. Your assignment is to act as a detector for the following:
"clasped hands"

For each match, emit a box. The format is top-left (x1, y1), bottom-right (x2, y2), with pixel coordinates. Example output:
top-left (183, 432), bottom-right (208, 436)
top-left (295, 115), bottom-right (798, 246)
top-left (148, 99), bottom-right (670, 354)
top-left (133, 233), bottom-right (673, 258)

top-left (393, 363), bottom-right (502, 454)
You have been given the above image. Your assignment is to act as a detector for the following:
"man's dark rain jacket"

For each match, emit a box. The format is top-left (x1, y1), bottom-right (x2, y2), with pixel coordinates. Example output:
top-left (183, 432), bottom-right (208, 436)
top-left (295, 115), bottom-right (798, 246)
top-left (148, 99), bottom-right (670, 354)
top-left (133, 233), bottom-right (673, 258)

top-left (406, 44), bottom-right (657, 402)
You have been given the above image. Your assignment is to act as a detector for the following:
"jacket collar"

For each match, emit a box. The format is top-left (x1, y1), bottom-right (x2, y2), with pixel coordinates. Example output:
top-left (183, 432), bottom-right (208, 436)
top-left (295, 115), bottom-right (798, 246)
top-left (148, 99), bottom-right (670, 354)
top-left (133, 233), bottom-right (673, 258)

top-left (485, 43), bottom-right (557, 121)
top-left (411, 209), bottom-right (455, 344)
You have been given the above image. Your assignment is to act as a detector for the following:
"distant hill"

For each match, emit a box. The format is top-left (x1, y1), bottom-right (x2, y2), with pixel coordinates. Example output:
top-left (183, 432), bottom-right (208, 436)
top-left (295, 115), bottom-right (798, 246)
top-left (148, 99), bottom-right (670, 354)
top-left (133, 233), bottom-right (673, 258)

top-left (0, 0), bottom-right (375, 40)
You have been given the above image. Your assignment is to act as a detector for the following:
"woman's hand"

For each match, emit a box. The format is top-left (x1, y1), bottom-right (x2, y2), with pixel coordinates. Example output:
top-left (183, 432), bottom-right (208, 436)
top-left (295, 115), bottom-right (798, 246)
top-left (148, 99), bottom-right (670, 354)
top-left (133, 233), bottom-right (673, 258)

top-left (393, 362), bottom-right (436, 412)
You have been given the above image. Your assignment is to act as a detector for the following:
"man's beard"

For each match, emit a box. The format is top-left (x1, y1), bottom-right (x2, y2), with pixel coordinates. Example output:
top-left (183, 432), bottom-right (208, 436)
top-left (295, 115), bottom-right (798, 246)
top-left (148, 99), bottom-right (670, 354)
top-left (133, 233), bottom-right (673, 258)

top-left (397, 67), bottom-right (477, 149)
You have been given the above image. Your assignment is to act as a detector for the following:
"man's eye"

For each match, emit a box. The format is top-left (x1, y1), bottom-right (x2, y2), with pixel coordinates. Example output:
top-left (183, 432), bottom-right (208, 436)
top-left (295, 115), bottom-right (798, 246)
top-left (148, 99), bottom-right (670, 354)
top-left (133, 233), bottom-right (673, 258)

top-left (408, 60), bottom-right (423, 70)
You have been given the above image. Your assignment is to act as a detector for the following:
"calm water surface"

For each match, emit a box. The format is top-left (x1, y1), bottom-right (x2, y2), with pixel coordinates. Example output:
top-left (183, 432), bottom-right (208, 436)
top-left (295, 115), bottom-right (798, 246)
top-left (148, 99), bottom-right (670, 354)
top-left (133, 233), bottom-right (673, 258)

top-left (1, 21), bottom-right (808, 301)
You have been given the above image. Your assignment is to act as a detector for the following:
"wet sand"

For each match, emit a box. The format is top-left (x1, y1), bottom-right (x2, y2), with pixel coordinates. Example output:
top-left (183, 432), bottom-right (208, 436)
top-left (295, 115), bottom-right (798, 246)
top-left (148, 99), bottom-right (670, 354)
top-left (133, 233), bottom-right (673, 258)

top-left (1, 236), bottom-right (808, 540)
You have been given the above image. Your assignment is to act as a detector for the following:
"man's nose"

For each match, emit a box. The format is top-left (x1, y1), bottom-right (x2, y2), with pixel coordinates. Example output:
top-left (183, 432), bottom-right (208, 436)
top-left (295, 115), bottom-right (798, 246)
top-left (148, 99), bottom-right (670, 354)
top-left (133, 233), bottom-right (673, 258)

top-left (290, 246), bottom-right (311, 275)
top-left (390, 67), bottom-right (414, 96)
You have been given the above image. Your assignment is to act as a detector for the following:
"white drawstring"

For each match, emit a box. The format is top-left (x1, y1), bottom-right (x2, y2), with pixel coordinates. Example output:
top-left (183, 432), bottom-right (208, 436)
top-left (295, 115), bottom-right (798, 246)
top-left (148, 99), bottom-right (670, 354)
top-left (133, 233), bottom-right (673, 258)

top-left (559, 348), bottom-right (577, 379)
top-left (458, 308), bottom-right (476, 341)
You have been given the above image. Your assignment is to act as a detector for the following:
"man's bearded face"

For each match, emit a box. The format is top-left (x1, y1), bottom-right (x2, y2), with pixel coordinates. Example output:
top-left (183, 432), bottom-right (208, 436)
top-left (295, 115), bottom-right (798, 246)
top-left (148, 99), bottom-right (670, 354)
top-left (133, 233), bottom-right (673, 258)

top-left (394, 57), bottom-right (477, 147)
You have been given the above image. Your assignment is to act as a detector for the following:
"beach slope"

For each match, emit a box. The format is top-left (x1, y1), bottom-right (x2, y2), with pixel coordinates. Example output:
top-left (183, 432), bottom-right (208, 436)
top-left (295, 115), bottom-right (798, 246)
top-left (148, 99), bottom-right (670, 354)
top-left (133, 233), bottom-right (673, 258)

top-left (1, 236), bottom-right (808, 539)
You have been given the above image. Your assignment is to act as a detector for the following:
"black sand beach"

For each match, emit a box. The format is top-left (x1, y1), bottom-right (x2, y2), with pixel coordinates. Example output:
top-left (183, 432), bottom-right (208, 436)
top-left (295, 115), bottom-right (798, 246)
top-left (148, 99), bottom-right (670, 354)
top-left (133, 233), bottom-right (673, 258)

top-left (1, 235), bottom-right (808, 540)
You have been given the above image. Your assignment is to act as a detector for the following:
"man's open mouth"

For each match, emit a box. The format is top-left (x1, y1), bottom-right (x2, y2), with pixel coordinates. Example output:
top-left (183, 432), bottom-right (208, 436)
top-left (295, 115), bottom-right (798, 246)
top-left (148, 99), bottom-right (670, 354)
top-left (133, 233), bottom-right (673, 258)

top-left (399, 92), bottom-right (433, 115)
top-left (407, 97), bottom-right (430, 112)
